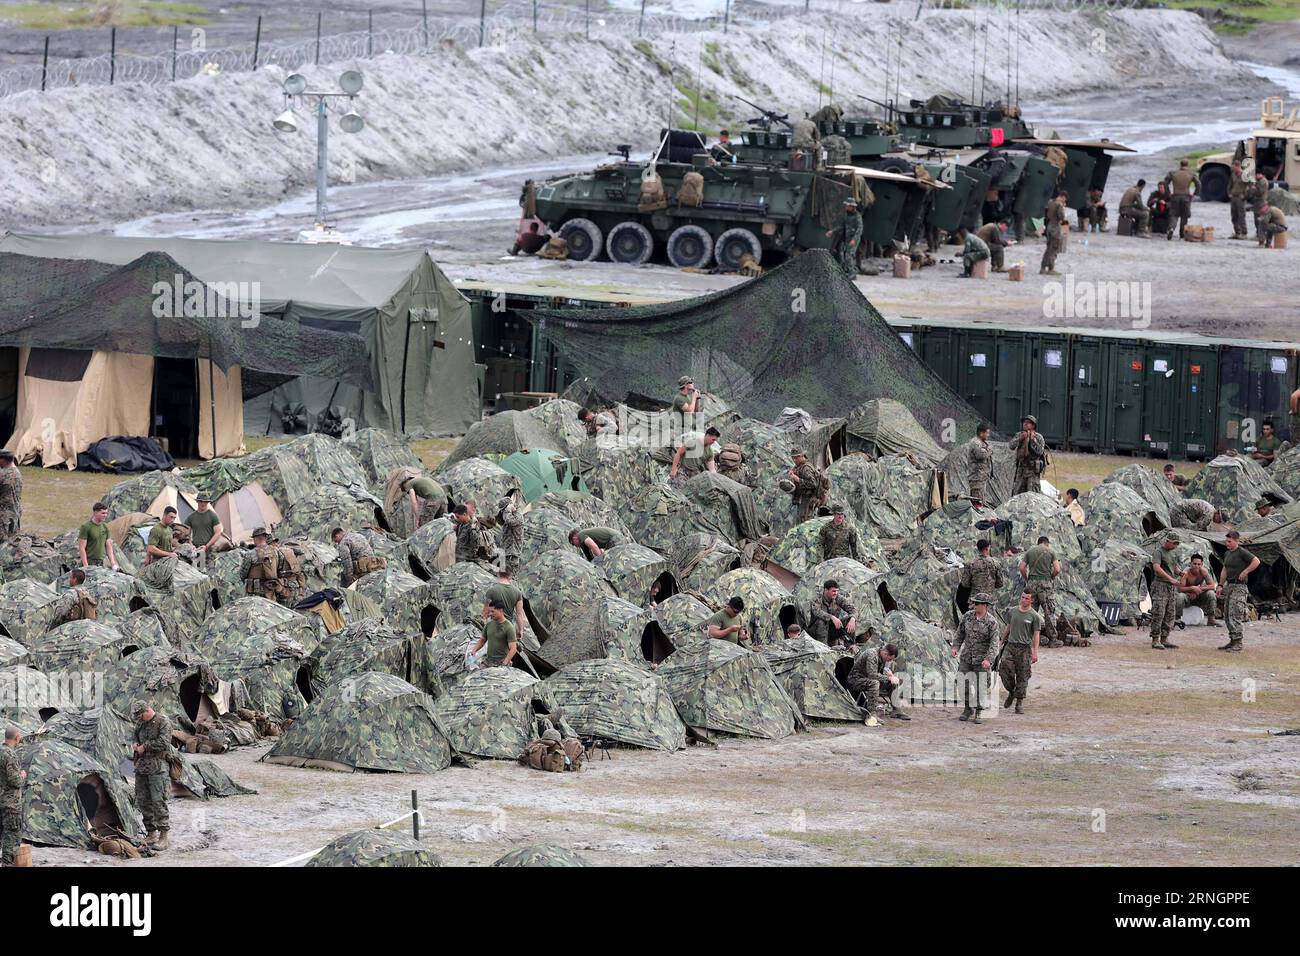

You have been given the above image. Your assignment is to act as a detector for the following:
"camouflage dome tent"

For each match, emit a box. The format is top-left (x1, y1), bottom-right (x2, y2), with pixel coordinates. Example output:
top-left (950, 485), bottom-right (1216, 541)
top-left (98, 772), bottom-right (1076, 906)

top-left (845, 399), bottom-right (946, 466)
top-left (430, 667), bottom-right (566, 760)
top-left (761, 636), bottom-right (864, 721)
top-left (516, 548), bottom-right (617, 637)
top-left (996, 492), bottom-right (1085, 563)
top-left (719, 418), bottom-right (796, 489)
top-left (526, 398), bottom-right (591, 459)
top-left (414, 622), bottom-right (482, 693)
top-left (101, 470), bottom-right (198, 519)
top-left (0, 533), bottom-right (63, 585)
top-left (682, 471), bottom-right (766, 544)
top-left (500, 447), bottom-right (588, 502)
top-left (28, 620), bottom-right (161, 675)
top-left (578, 443), bottom-right (661, 512)
top-left (307, 618), bottom-right (413, 697)
top-left (535, 490), bottom-right (633, 540)
top-left (104, 646), bottom-right (212, 732)
top-left (492, 845), bottom-right (591, 867)
top-left (529, 250), bottom-right (982, 436)
top-left (400, 517), bottom-right (459, 578)
top-left (1269, 446), bottom-right (1300, 499)
top-left (50, 566), bottom-right (150, 624)
top-left (828, 453), bottom-right (940, 540)
top-left (427, 562), bottom-right (545, 653)
top-left (792, 557), bottom-right (892, 634)
top-left (435, 458), bottom-right (523, 512)
top-left (519, 508), bottom-right (579, 566)
top-left (345, 428), bottom-right (425, 491)
top-left (231, 442), bottom-right (316, 512)
top-left (353, 567), bottom-right (439, 638)
top-left (850, 610), bottom-right (960, 704)
top-left (768, 516), bottom-right (889, 578)
top-left (439, 411), bottom-right (566, 472)
top-left (543, 659), bottom-right (687, 751)
top-left (33, 706), bottom-right (135, 774)
top-left (0, 636), bottom-right (26, 667)
top-left (1078, 482), bottom-right (1163, 552)
top-left (19, 738), bottom-right (142, 849)
top-left (1185, 454), bottom-right (1290, 523)
top-left (617, 482), bottom-right (709, 556)
top-left (284, 433), bottom-right (370, 490)
top-left (597, 542), bottom-right (678, 607)
top-left (1082, 539), bottom-right (1153, 623)
top-left (703, 568), bottom-right (799, 645)
top-left (306, 828), bottom-right (442, 867)
top-left (1101, 463), bottom-right (1185, 527)
top-left (266, 672), bottom-right (454, 773)
top-left (656, 640), bottom-right (804, 740)
top-left (193, 597), bottom-right (319, 715)
top-left (653, 593), bottom-right (714, 647)
top-left (885, 541), bottom-right (963, 627)
top-left (667, 532), bottom-right (742, 593)
top-left (939, 440), bottom-right (1018, 508)
top-left (280, 483), bottom-right (390, 541)
top-left (0, 578), bottom-right (58, 645)
top-left (136, 557), bottom-right (218, 644)
top-left (908, 499), bottom-right (1005, 564)
top-left (532, 594), bottom-right (672, 672)
top-left (1, 666), bottom-right (54, 730)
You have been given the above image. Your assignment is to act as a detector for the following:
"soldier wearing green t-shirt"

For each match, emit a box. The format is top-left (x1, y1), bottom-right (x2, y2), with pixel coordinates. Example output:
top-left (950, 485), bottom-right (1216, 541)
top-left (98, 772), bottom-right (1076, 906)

top-left (568, 526), bottom-right (623, 560)
top-left (78, 501), bottom-right (119, 570)
top-left (706, 597), bottom-right (748, 644)
top-left (484, 569), bottom-right (528, 645)
top-left (1018, 536), bottom-right (1060, 646)
top-left (1217, 531), bottom-right (1260, 653)
top-left (472, 600), bottom-right (518, 668)
top-left (401, 474), bottom-right (447, 529)
top-left (672, 376), bottom-right (702, 422)
top-left (998, 590), bottom-right (1043, 714)
top-left (185, 496), bottom-right (224, 554)
top-left (669, 427), bottom-right (720, 482)
top-left (146, 508), bottom-right (178, 563)
top-left (1148, 534), bottom-right (1182, 650)
top-left (1250, 421), bottom-right (1282, 467)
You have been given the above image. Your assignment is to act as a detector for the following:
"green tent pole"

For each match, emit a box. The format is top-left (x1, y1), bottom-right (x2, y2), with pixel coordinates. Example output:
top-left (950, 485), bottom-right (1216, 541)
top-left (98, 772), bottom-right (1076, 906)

top-left (207, 343), bottom-right (218, 460)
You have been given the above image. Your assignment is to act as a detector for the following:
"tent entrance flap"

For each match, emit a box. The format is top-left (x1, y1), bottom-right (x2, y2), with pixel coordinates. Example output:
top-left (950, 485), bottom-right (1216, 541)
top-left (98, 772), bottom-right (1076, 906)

top-left (152, 358), bottom-right (200, 459)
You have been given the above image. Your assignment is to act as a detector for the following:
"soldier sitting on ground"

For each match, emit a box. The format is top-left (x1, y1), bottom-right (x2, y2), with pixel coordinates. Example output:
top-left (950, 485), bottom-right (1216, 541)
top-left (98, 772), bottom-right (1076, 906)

top-left (847, 641), bottom-right (908, 724)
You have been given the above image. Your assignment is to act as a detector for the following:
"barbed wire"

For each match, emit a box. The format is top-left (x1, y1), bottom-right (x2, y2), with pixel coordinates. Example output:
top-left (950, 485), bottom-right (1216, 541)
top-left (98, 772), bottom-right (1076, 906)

top-left (0, 0), bottom-right (1149, 99)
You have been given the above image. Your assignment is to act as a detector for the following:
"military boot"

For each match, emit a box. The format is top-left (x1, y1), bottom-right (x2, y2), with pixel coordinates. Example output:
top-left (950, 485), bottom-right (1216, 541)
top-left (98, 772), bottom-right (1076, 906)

top-left (1217, 638), bottom-right (1237, 651)
top-left (152, 830), bottom-right (169, 851)
top-left (1222, 639), bottom-right (1243, 653)
top-left (1160, 639), bottom-right (1180, 649)
top-left (959, 706), bottom-right (973, 721)
top-left (1014, 699), bottom-right (1024, 715)
top-left (1151, 640), bottom-right (1165, 650)
top-left (143, 830), bottom-right (158, 846)
top-left (971, 709), bottom-right (984, 725)
top-left (1004, 691), bottom-right (1015, 708)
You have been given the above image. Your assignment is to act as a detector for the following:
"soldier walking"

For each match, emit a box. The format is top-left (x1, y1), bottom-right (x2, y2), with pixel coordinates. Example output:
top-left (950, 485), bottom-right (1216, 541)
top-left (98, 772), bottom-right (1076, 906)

top-left (0, 726), bottom-right (25, 866)
top-left (1148, 534), bottom-right (1183, 650)
top-left (131, 700), bottom-right (173, 850)
top-left (1163, 159), bottom-right (1199, 239)
top-left (1217, 531), bottom-right (1260, 653)
top-left (1009, 415), bottom-right (1047, 495)
top-left (1040, 191), bottom-right (1068, 276)
top-left (0, 450), bottom-right (21, 543)
top-left (952, 594), bottom-right (1000, 723)
top-left (1019, 535), bottom-right (1060, 647)
top-left (829, 199), bottom-right (863, 277)
top-left (998, 590), bottom-right (1042, 714)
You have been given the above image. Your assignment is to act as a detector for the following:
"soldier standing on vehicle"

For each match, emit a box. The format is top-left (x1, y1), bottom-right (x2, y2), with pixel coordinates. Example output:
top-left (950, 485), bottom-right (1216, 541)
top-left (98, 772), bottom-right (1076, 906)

top-left (1163, 159), bottom-right (1199, 239)
top-left (966, 423), bottom-right (994, 503)
top-left (975, 221), bottom-right (1010, 271)
top-left (709, 129), bottom-right (735, 164)
top-left (0, 450), bottom-right (21, 543)
top-left (132, 700), bottom-right (172, 850)
top-left (952, 593), bottom-right (1000, 723)
top-left (1149, 534), bottom-right (1183, 650)
top-left (1119, 179), bottom-right (1150, 236)
top-left (956, 226), bottom-right (990, 278)
top-left (1217, 531), bottom-right (1259, 653)
top-left (1229, 161), bottom-right (1251, 239)
top-left (0, 726), bottom-right (26, 866)
top-left (1019, 535), bottom-right (1060, 647)
top-left (1010, 415), bottom-right (1047, 495)
top-left (1040, 191), bottom-right (1068, 275)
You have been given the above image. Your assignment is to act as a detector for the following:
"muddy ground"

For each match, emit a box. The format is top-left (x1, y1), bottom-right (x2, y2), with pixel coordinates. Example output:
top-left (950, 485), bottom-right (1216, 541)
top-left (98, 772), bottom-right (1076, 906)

top-left (29, 616), bottom-right (1300, 867)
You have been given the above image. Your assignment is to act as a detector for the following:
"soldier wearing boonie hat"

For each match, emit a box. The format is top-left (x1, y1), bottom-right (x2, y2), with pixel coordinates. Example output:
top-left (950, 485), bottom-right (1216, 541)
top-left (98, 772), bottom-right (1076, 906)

top-left (953, 592), bottom-right (1000, 723)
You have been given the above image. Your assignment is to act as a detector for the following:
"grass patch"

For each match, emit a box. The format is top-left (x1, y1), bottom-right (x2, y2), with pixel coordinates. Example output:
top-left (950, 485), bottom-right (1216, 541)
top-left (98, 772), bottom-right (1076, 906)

top-left (632, 39), bottom-right (673, 78)
top-left (771, 828), bottom-right (1013, 865)
top-left (2, 1), bottom-right (208, 30)
top-left (1163, 0), bottom-right (1300, 32)
top-left (1049, 451), bottom-right (1203, 496)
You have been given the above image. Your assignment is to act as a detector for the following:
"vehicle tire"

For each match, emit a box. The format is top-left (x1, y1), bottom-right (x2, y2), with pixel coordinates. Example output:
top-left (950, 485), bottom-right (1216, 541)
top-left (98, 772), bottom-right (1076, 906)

top-left (605, 221), bottom-right (654, 265)
top-left (559, 218), bottom-right (603, 261)
top-left (714, 227), bottom-right (762, 271)
top-left (877, 157), bottom-right (914, 176)
top-left (1199, 165), bottom-right (1230, 203)
top-left (666, 224), bottom-right (713, 269)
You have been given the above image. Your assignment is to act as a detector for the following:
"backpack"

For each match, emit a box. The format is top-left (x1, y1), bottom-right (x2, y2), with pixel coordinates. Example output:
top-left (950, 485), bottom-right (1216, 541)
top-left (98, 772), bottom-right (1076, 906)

top-left (71, 590), bottom-right (99, 623)
top-left (521, 738), bottom-right (567, 773)
top-left (718, 443), bottom-right (744, 468)
top-left (276, 544), bottom-right (309, 592)
top-left (817, 469), bottom-right (831, 501)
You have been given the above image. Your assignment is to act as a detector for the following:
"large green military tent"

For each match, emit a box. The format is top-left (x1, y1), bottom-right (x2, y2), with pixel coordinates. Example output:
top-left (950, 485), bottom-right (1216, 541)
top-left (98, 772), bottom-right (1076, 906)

top-left (529, 250), bottom-right (982, 441)
top-left (0, 233), bottom-right (478, 442)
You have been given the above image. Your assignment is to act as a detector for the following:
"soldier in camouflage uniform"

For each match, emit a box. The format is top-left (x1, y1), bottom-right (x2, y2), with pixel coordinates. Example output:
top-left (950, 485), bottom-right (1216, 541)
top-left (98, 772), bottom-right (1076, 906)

top-left (951, 593), bottom-right (1000, 723)
top-left (131, 699), bottom-right (173, 849)
top-left (398, 472), bottom-right (448, 530)
top-left (1019, 535), bottom-right (1060, 646)
top-left (1163, 159), bottom-right (1199, 239)
top-left (1229, 161), bottom-right (1250, 239)
top-left (806, 579), bottom-right (857, 646)
top-left (0, 450), bottom-right (22, 543)
top-left (1217, 531), bottom-right (1260, 652)
top-left (44, 568), bottom-right (98, 630)
top-left (1, 726), bottom-right (25, 866)
top-left (965, 424), bottom-right (994, 502)
top-left (1040, 191), bottom-right (1068, 275)
top-left (818, 505), bottom-right (862, 561)
top-left (1245, 173), bottom-right (1268, 241)
top-left (451, 505), bottom-right (495, 567)
top-left (1010, 415), bottom-right (1048, 495)
top-left (1148, 533), bottom-right (1183, 650)
top-left (959, 539), bottom-right (1004, 611)
top-left (241, 527), bottom-right (285, 599)
top-left (1178, 552), bottom-right (1219, 626)
top-left (496, 493), bottom-right (524, 577)
top-left (829, 199), bottom-right (863, 277)
top-left (1170, 497), bottom-right (1215, 531)
top-left (999, 590), bottom-right (1042, 714)
top-left (847, 642), bottom-right (905, 723)
top-left (332, 527), bottom-right (382, 587)
top-left (787, 450), bottom-right (827, 523)
top-left (577, 407), bottom-right (617, 437)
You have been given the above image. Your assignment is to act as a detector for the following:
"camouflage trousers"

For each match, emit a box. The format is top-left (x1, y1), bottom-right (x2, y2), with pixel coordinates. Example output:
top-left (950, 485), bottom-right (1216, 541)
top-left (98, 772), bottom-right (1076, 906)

top-left (1040, 225), bottom-right (1061, 272)
top-left (998, 644), bottom-right (1033, 701)
top-left (501, 550), bottom-right (522, 578)
top-left (0, 509), bottom-right (17, 542)
top-left (838, 239), bottom-right (860, 277)
top-left (1224, 583), bottom-right (1249, 643)
top-left (848, 674), bottom-right (885, 713)
top-left (1149, 580), bottom-right (1180, 644)
top-left (962, 250), bottom-right (989, 274)
top-left (0, 806), bottom-right (21, 865)
top-left (958, 660), bottom-right (995, 711)
top-left (1182, 588), bottom-right (1218, 623)
top-left (1026, 581), bottom-right (1057, 641)
top-left (1230, 197), bottom-right (1248, 237)
top-left (1121, 203), bottom-right (1150, 234)
top-left (1013, 469), bottom-right (1042, 495)
top-left (795, 495), bottom-right (820, 524)
top-left (967, 479), bottom-right (986, 503)
top-left (1171, 194), bottom-right (1193, 236)
top-left (136, 771), bottom-right (170, 833)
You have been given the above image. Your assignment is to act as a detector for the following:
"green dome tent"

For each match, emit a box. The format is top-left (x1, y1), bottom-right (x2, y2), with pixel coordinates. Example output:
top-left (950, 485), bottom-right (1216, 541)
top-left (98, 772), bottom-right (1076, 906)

top-left (769, 516), bottom-right (888, 578)
top-left (430, 667), bottom-right (560, 760)
top-left (597, 542), bottom-right (678, 608)
top-left (307, 828), bottom-right (442, 867)
top-left (653, 593), bottom-right (713, 647)
top-left (19, 738), bottom-right (142, 849)
top-left (544, 659), bottom-right (687, 751)
top-left (516, 548), bottom-right (616, 636)
top-left (435, 457), bottom-right (523, 511)
top-left (761, 636), bottom-right (864, 722)
top-left (657, 639), bottom-right (803, 739)
top-left (354, 567), bottom-right (439, 638)
top-left (792, 557), bottom-right (890, 634)
top-left (702, 568), bottom-right (799, 646)
top-left (500, 447), bottom-right (588, 502)
top-left (307, 618), bottom-right (412, 696)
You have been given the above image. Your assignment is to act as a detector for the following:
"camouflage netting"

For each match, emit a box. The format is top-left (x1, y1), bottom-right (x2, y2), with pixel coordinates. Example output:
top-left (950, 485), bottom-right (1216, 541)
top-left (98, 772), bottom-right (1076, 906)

top-left (535, 490), bottom-right (633, 540)
top-left (0, 636), bottom-right (27, 666)
top-left (0, 578), bottom-right (58, 645)
top-left (280, 484), bottom-right (390, 541)
top-left (307, 618), bottom-right (412, 696)
top-left (439, 411), bottom-right (565, 472)
top-left (886, 542), bottom-right (963, 627)
top-left (845, 399), bottom-right (947, 465)
top-left (908, 499), bottom-right (1005, 563)
top-left (597, 543), bottom-right (676, 608)
top-left (667, 532), bottom-right (742, 593)
top-left (306, 828), bottom-right (442, 867)
top-left (829, 453), bottom-right (938, 539)
top-left (657, 640), bottom-right (803, 739)
top-left (19, 738), bottom-right (142, 848)
top-left (345, 428), bottom-right (425, 491)
top-left (1101, 463), bottom-right (1184, 526)
top-left (761, 637), bottom-right (864, 722)
top-left (529, 250), bottom-right (982, 436)
top-left (1082, 540), bottom-right (1152, 622)
top-left (702, 568), bottom-right (798, 646)
top-left (516, 548), bottom-right (616, 636)
top-left (29, 620), bottom-right (157, 675)
top-left (864, 611), bottom-right (959, 702)
top-left (1078, 483), bottom-right (1163, 552)
top-left (997, 492), bottom-right (1084, 563)
top-left (534, 594), bottom-right (668, 672)
top-left (653, 593), bottom-right (714, 647)
top-left (266, 672), bottom-right (453, 773)
top-left (769, 516), bottom-right (888, 577)
top-left (354, 567), bottom-right (439, 638)
top-left (682, 471), bottom-right (766, 543)
top-left (103, 646), bottom-right (207, 731)
top-left (0, 533), bottom-right (64, 585)
top-left (101, 470), bottom-right (197, 519)
top-left (520, 508), bottom-right (579, 565)
top-left (289, 433), bottom-right (370, 489)
top-left (430, 667), bottom-right (555, 759)
top-left (939, 439), bottom-right (1018, 507)
top-left (193, 597), bottom-right (319, 715)
top-left (33, 706), bottom-right (135, 772)
top-left (435, 457), bottom-right (523, 511)
top-left (1185, 454), bottom-right (1290, 523)
top-left (543, 659), bottom-right (687, 751)
top-left (792, 558), bottom-right (890, 634)
top-left (492, 844), bottom-right (591, 867)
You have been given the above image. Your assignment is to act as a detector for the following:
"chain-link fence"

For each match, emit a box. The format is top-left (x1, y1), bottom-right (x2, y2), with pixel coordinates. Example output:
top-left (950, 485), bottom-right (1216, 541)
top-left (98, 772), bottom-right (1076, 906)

top-left (0, 0), bottom-right (1148, 99)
